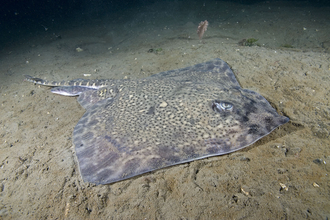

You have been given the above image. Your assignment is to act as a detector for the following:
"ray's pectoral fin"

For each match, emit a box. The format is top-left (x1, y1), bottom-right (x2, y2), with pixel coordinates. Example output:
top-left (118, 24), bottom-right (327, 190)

top-left (51, 86), bottom-right (105, 109)
top-left (77, 88), bottom-right (114, 110)
top-left (51, 86), bottom-right (97, 96)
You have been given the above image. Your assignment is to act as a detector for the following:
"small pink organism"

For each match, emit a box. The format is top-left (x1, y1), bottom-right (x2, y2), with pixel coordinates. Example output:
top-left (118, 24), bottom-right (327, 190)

top-left (197, 20), bottom-right (209, 39)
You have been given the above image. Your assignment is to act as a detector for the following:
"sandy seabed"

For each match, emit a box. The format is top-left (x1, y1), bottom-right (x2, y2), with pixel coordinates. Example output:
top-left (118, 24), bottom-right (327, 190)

top-left (0, 1), bottom-right (329, 219)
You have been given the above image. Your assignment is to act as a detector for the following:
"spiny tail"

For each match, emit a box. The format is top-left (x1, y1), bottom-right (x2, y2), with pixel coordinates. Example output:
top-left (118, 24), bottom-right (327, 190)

top-left (24, 75), bottom-right (114, 89)
top-left (24, 75), bottom-right (65, 87)
top-left (24, 75), bottom-right (45, 84)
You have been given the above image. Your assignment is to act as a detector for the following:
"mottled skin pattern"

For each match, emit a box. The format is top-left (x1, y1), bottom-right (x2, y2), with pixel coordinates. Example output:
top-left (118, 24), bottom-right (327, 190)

top-left (25, 59), bottom-right (289, 185)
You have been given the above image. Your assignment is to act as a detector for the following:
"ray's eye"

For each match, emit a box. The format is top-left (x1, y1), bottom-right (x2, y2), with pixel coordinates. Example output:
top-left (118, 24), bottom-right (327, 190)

top-left (220, 102), bottom-right (233, 111)
top-left (212, 101), bottom-right (233, 112)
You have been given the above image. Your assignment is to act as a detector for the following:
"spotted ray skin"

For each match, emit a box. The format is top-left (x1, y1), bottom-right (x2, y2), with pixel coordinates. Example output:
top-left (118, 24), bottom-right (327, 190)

top-left (25, 58), bottom-right (289, 185)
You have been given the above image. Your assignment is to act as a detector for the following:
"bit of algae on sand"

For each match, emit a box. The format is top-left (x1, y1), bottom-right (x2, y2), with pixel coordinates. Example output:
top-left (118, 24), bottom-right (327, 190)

top-left (281, 44), bottom-right (294, 48)
top-left (238, 38), bottom-right (259, 46)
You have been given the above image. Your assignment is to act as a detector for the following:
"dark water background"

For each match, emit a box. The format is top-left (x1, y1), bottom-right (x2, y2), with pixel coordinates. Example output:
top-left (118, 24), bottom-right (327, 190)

top-left (1, 0), bottom-right (329, 50)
